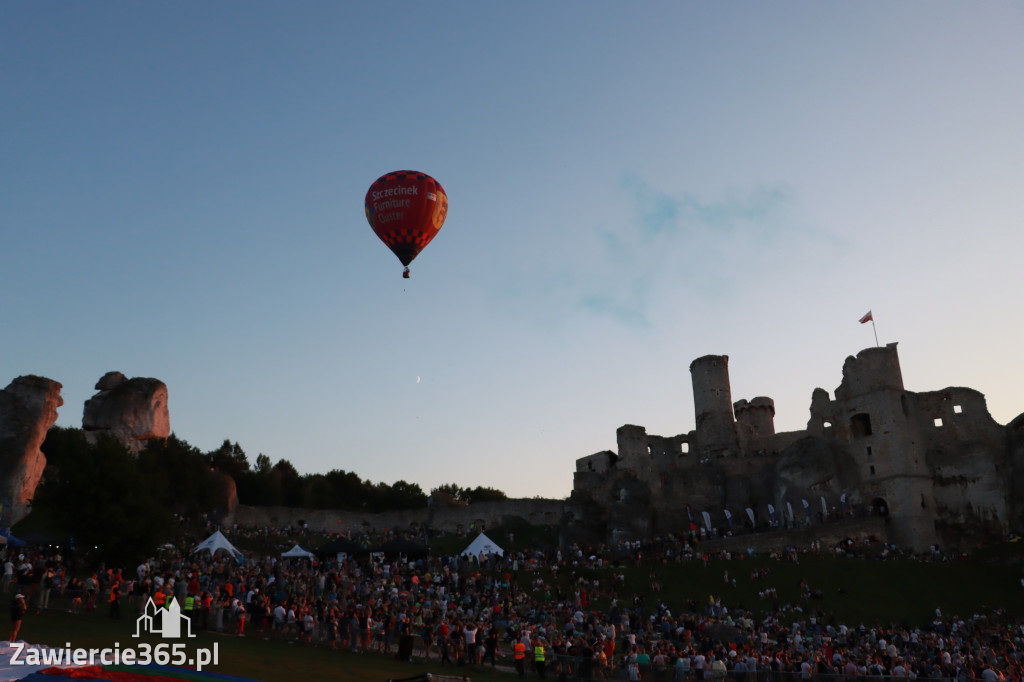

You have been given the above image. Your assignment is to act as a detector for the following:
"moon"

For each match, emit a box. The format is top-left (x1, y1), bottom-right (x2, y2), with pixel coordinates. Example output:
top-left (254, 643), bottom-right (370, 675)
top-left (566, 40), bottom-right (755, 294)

top-left (416, 376), bottom-right (421, 384)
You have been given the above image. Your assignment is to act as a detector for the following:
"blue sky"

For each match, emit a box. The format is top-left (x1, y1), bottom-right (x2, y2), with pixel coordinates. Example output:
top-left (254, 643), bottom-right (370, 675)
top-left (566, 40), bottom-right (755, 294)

top-left (3, 3), bottom-right (1022, 499)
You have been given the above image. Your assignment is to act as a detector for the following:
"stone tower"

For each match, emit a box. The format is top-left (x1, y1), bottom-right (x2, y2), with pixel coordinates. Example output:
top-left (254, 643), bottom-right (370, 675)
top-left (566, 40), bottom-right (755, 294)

top-left (690, 355), bottom-right (739, 458)
top-left (734, 397), bottom-right (776, 437)
top-left (835, 343), bottom-right (938, 549)
top-left (734, 397), bottom-right (776, 454)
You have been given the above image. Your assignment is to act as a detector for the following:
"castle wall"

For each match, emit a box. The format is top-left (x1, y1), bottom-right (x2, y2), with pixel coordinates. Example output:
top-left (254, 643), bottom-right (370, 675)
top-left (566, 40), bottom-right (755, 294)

top-left (913, 388), bottom-right (1009, 541)
top-left (612, 425), bottom-right (690, 486)
top-left (576, 450), bottom-right (617, 474)
top-left (229, 498), bottom-right (567, 536)
top-left (765, 430), bottom-right (806, 455)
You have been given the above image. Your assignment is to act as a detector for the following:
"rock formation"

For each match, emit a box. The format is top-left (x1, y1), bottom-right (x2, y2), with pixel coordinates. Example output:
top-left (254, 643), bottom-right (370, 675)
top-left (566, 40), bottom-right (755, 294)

top-left (220, 473), bottom-right (239, 516)
top-left (0, 376), bottom-right (63, 523)
top-left (82, 372), bottom-right (169, 453)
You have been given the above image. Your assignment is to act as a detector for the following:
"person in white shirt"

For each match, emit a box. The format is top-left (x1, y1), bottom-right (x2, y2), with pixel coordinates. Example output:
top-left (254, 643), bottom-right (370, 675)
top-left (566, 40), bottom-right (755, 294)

top-left (273, 603), bottom-right (287, 636)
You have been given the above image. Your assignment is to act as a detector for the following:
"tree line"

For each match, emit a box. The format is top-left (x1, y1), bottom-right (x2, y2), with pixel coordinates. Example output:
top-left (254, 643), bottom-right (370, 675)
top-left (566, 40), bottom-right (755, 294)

top-left (34, 427), bottom-right (506, 565)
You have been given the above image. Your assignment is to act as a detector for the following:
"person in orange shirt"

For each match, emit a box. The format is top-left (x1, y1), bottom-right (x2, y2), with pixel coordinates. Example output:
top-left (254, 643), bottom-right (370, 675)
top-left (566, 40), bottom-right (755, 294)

top-left (109, 583), bottom-right (121, 620)
top-left (513, 639), bottom-right (527, 677)
top-left (153, 587), bottom-right (166, 608)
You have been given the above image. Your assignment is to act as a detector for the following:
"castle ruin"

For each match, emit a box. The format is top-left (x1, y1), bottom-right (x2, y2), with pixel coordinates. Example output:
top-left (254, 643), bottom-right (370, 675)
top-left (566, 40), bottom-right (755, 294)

top-left (572, 343), bottom-right (1024, 551)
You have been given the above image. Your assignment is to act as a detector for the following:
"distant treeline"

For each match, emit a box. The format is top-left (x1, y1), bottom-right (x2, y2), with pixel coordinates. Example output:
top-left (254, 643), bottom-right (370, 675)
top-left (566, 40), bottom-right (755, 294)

top-left (35, 427), bottom-right (505, 564)
top-left (204, 438), bottom-right (507, 510)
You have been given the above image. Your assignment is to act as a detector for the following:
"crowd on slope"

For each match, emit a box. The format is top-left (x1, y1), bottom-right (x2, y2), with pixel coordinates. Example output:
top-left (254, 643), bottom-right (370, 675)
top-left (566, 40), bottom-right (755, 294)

top-left (2, 524), bottom-right (1021, 682)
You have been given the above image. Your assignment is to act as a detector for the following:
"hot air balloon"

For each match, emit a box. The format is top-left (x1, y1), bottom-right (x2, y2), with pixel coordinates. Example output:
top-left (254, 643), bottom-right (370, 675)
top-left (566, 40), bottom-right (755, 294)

top-left (364, 170), bottom-right (448, 278)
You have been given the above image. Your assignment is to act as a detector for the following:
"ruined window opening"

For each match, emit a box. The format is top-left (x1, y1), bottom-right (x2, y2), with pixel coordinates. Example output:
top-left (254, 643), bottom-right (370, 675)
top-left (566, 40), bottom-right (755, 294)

top-left (934, 418), bottom-right (943, 427)
top-left (851, 413), bottom-right (873, 438)
top-left (647, 445), bottom-right (652, 456)
top-left (953, 404), bottom-right (963, 414)
top-left (823, 420), bottom-right (833, 430)
top-left (901, 394), bottom-right (909, 417)
top-left (869, 465), bottom-right (875, 475)
top-left (587, 462), bottom-right (594, 472)
top-left (921, 494), bottom-right (927, 509)
top-left (866, 446), bottom-right (872, 457)
top-left (680, 442), bottom-right (689, 454)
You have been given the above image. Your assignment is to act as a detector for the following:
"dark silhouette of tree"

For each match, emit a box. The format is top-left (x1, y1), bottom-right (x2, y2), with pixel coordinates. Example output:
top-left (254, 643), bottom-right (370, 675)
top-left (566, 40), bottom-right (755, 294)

top-left (461, 485), bottom-right (508, 504)
top-left (429, 483), bottom-right (508, 505)
top-left (139, 434), bottom-right (228, 518)
top-left (207, 440), bottom-right (250, 479)
top-left (35, 432), bottom-right (173, 566)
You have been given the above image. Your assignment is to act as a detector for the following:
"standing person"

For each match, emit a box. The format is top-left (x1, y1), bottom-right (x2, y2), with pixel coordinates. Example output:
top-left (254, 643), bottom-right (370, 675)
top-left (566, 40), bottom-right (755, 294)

top-left (483, 625), bottom-right (499, 667)
top-left (464, 621), bottom-right (479, 665)
top-left (627, 652), bottom-right (641, 682)
top-left (514, 636), bottom-right (528, 677)
top-left (234, 600), bottom-right (246, 636)
top-left (84, 574), bottom-right (97, 613)
top-left (439, 619), bottom-right (453, 665)
top-left (38, 567), bottom-right (54, 611)
top-left (109, 582), bottom-right (121, 619)
top-left (199, 592), bottom-right (212, 630)
top-left (422, 620), bottom-right (435, 660)
top-left (3, 557), bottom-right (13, 593)
top-left (593, 642), bottom-right (608, 680)
top-left (9, 593), bottom-right (26, 642)
top-left (16, 557), bottom-right (33, 607)
top-left (534, 638), bottom-right (547, 679)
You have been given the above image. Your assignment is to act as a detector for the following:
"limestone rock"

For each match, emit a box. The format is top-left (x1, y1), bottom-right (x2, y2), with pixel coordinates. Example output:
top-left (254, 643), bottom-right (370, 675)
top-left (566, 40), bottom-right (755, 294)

top-left (0, 376), bottom-right (63, 522)
top-left (220, 473), bottom-right (238, 515)
top-left (83, 373), bottom-right (169, 453)
top-left (95, 371), bottom-right (127, 391)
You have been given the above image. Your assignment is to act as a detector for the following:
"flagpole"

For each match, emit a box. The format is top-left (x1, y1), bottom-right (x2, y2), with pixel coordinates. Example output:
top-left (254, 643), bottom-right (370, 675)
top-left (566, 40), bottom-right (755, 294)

top-left (871, 319), bottom-right (879, 347)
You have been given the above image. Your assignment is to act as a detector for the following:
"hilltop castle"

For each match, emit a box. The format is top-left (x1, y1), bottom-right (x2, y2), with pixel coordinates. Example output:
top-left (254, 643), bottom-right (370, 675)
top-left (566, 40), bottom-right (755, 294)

top-left (571, 343), bottom-right (1024, 551)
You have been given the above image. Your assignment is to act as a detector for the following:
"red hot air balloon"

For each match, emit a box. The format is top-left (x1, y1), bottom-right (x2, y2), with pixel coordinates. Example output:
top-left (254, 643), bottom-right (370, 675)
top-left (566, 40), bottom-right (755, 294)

top-left (364, 170), bottom-right (448, 278)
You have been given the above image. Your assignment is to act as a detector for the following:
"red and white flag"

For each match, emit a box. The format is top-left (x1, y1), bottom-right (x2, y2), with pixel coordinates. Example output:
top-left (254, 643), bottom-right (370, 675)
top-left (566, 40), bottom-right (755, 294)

top-left (859, 310), bottom-right (873, 324)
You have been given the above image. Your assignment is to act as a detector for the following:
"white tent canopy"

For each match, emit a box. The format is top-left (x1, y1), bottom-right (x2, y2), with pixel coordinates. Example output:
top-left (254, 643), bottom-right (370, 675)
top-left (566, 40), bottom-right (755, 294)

top-left (281, 544), bottom-right (314, 559)
top-left (192, 530), bottom-right (242, 557)
top-left (461, 532), bottom-right (504, 559)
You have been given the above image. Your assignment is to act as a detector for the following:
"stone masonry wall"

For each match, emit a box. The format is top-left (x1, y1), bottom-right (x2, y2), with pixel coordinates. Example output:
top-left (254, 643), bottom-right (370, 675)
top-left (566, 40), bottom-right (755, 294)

top-left (228, 498), bottom-right (567, 535)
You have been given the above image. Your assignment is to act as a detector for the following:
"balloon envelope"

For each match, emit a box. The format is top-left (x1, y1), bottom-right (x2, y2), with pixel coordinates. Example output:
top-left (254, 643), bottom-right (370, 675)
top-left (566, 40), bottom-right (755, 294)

top-left (364, 170), bottom-right (448, 268)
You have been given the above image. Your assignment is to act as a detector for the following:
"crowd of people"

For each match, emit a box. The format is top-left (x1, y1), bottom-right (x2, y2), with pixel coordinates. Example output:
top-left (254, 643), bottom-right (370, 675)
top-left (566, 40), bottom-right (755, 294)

top-left (3, 524), bottom-right (1022, 682)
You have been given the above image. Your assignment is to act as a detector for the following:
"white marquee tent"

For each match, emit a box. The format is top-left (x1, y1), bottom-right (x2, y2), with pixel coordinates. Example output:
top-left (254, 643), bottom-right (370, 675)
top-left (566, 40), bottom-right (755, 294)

top-left (460, 532), bottom-right (504, 559)
top-left (192, 530), bottom-right (243, 557)
top-left (281, 544), bottom-right (315, 559)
